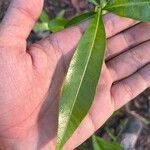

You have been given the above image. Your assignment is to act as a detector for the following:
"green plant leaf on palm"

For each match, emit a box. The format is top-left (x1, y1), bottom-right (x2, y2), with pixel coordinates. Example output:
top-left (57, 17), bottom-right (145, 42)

top-left (54, 0), bottom-right (150, 149)
top-left (56, 8), bottom-right (106, 150)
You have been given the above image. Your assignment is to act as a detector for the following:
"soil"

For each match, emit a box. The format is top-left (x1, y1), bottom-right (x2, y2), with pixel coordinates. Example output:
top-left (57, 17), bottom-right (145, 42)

top-left (0, 0), bottom-right (150, 149)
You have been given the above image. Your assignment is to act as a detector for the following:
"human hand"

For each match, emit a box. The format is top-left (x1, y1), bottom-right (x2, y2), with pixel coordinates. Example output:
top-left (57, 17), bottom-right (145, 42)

top-left (0, 0), bottom-right (149, 149)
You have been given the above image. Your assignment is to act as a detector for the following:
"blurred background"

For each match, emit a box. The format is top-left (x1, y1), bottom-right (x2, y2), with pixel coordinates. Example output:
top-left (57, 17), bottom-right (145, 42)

top-left (0, 0), bottom-right (149, 149)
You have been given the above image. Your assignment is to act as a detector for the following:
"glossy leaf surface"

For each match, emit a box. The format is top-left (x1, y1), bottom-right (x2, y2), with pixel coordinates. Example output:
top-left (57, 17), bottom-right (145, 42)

top-left (56, 9), bottom-right (106, 150)
top-left (104, 0), bottom-right (150, 22)
top-left (65, 11), bottom-right (96, 28)
top-left (92, 135), bottom-right (123, 150)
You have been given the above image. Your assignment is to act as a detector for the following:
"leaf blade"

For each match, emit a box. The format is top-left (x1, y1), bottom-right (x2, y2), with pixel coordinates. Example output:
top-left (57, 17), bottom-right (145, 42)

top-left (104, 0), bottom-right (150, 22)
top-left (49, 18), bottom-right (68, 32)
top-left (65, 11), bottom-right (96, 28)
top-left (33, 22), bottom-right (49, 32)
top-left (92, 135), bottom-right (123, 150)
top-left (40, 11), bottom-right (50, 23)
top-left (56, 9), bottom-right (106, 150)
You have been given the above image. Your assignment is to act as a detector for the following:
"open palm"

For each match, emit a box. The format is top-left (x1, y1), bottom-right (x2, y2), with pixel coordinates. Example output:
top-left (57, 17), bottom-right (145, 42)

top-left (0, 0), bottom-right (149, 149)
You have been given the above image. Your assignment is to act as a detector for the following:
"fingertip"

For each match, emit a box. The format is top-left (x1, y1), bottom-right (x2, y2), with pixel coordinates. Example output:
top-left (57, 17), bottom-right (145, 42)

top-left (1, 0), bottom-right (44, 40)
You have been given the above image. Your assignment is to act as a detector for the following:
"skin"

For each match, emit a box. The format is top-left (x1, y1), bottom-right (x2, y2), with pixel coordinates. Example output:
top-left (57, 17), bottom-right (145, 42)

top-left (0, 0), bottom-right (149, 149)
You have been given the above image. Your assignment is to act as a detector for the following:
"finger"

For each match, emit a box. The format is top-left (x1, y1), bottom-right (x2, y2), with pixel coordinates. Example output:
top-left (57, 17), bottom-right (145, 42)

top-left (35, 13), bottom-right (137, 64)
top-left (107, 40), bottom-right (150, 82)
top-left (77, 13), bottom-right (138, 38)
top-left (106, 22), bottom-right (150, 60)
top-left (103, 13), bottom-right (138, 38)
top-left (111, 63), bottom-right (150, 110)
top-left (0, 0), bottom-right (44, 41)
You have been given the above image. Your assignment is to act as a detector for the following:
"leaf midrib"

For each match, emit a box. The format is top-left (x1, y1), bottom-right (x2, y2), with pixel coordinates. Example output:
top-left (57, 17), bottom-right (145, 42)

top-left (60, 10), bottom-right (101, 142)
top-left (105, 1), bottom-right (150, 9)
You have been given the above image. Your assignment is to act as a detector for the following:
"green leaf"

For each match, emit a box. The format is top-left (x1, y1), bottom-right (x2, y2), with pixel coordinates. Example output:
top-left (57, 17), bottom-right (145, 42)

top-left (103, 0), bottom-right (150, 22)
top-left (56, 10), bottom-right (66, 19)
top-left (33, 22), bottom-right (49, 32)
top-left (65, 11), bottom-right (96, 28)
top-left (105, 127), bottom-right (117, 141)
top-left (40, 11), bottom-right (50, 23)
top-left (49, 19), bottom-right (68, 32)
top-left (101, 0), bottom-right (109, 8)
top-left (56, 8), bottom-right (106, 150)
top-left (92, 135), bottom-right (123, 150)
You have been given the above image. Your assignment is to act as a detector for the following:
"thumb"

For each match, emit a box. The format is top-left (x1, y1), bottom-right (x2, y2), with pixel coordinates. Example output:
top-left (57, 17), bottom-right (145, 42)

top-left (0, 0), bottom-right (44, 42)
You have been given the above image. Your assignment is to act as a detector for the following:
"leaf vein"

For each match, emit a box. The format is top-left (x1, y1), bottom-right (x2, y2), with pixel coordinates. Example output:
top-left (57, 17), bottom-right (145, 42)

top-left (61, 10), bottom-right (101, 140)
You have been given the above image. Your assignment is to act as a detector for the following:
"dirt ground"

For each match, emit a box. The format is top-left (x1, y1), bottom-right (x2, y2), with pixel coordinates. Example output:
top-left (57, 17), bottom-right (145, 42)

top-left (0, 0), bottom-right (150, 149)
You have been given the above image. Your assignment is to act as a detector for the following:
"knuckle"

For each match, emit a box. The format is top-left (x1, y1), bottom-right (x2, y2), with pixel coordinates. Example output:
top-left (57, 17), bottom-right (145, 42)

top-left (121, 80), bottom-right (134, 99)
top-left (48, 35), bottom-right (64, 56)
top-left (137, 63), bottom-right (150, 87)
top-left (137, 71), bottom-right (148, 87)
top-left (88, 112), bottom-right (97, 132)
top-left (107, 61), bottom-right (118, 81)
top-left (105, 17), bottom-right (116, 37)
top-left (123, 30), bottom-right (136, 47)
top-left (129, 49), bottom-right (143, 67)
top-left (106, 42), bottom-right (113, 59)
top-left (28, 43), bottom-right (49, 71)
